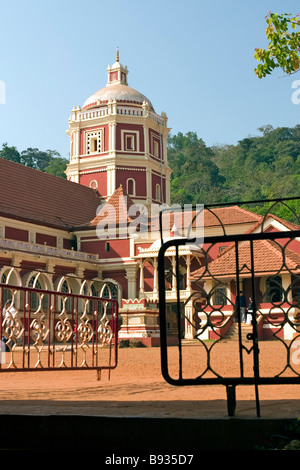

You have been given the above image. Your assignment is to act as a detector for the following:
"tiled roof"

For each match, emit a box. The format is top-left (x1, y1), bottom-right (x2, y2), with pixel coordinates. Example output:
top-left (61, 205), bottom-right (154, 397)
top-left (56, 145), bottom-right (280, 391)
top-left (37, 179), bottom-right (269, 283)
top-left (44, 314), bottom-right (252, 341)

top-left (245, 212), bottom-right (300, 233)
top-left (203, 205), bottom-right (262, 227)
top-left (0, 158), bottom-right (100, 230)
top-left (191, 238), bottom-right (300, 280)
top-left (89, 184), bottom-right (147, 228)
top-left (150, 205), bottom-right (262, 233)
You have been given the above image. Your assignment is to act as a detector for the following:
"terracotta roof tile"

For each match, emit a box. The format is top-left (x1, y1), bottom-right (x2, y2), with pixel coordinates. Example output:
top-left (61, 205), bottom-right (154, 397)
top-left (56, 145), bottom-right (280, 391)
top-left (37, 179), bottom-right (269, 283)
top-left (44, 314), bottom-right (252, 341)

top-left (245, 213), bottom-right (300, 234)
top-left (203, 205), bottom-right (262, 227)
top-left (0, 158), bottom-right (100, 230)
top-left (150, 205), bottom-right (262, 233)
top-left (89, 184), bottom-right (148, 228)
top-left (191, 238), bottom-right (300, 280)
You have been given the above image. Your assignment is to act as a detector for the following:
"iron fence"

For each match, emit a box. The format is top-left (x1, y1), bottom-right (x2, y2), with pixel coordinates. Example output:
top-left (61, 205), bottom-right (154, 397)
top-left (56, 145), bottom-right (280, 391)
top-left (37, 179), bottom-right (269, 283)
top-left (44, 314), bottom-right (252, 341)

top-left (158, 198), bottom-right (300, 416)
top-left (0, 283), bottom-right (118, 378)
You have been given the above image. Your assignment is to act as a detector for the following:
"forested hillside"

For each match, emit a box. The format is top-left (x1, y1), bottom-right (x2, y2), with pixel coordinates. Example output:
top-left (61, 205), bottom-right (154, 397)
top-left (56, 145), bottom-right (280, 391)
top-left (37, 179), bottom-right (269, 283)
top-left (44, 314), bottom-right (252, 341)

top-left (168, 125), bottom-right (300, 222)
top-left (1, 123), bottom-right (300, 222)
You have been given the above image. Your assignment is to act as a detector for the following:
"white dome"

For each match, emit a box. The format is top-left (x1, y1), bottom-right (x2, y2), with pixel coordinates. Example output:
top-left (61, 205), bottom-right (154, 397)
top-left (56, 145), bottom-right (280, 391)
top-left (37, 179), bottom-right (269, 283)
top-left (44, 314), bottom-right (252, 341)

top-left (82, 83), bottom-right (154, 111)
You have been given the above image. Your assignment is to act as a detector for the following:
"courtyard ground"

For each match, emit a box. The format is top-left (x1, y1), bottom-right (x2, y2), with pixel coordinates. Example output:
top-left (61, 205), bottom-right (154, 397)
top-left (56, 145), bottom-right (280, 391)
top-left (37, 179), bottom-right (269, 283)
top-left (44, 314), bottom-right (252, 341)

top-left (0, 341), bottom-right (299, 420)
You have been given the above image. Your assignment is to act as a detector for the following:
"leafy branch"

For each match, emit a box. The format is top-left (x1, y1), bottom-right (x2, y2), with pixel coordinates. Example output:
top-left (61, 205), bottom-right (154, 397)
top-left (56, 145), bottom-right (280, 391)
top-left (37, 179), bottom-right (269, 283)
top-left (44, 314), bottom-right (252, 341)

top-left (254, 11), bottom-right (300, 78)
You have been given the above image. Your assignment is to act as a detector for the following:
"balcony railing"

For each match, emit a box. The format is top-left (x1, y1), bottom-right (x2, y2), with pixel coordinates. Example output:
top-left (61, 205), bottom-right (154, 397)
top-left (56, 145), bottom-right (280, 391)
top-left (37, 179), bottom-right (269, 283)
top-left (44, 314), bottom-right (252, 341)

top-left (0, 238), bottom-right (98, 262)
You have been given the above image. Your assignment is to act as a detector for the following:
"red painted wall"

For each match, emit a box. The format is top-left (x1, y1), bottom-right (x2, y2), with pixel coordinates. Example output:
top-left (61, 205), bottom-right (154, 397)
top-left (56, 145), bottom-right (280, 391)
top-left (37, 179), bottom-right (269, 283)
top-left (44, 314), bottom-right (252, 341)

top-left (80, 124), bottom-right (109, 155)
top-left (79, 170), bottom-right (107, 197)
top-left (36, 233), bottom-right (57, 247)
top-left (148, 128), bottom-right (163, 161)
top-left (5, 226), bottom-right (28, 242)
top-left (151, 171), bottom-right (166, 202)
top-left (143, 260), bottom-right (154, 291)
top-left (134, 242), bottom-right (152, 256)
top-left (116, 168), bottom-right (146, 197)
top-left (20, 260), bottom-right (46, 272)
top-left (80, 238), bottom-right (130, 258)
top-left (116, 123), bottom-right (144, 152)
top-left (63, 238), bottom-right (73, 250)
top-left (102, 269), bottom-right (128, 298)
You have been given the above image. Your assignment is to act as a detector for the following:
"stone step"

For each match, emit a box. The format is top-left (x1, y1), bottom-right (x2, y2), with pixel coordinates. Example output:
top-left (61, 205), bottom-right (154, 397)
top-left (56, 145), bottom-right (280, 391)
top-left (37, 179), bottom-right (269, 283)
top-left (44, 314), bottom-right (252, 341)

top-left (223, 323), bottom-right (253, 341)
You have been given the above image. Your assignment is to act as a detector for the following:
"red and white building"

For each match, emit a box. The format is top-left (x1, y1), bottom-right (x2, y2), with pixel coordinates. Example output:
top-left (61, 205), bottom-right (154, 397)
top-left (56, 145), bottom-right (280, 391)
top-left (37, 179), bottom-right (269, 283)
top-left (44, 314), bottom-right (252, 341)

top-left (0, 52), bottom-right (300, 345)
top-left (66, 49), bottom-right (171, 209)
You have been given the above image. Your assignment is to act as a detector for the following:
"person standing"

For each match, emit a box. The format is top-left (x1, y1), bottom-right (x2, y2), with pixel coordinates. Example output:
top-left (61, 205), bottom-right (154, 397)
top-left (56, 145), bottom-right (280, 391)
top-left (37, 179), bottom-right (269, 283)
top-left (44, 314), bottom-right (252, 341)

top-left (235, 292), bottom-right (247, 323)
top-left (246, 297), bottom-right (254, 325)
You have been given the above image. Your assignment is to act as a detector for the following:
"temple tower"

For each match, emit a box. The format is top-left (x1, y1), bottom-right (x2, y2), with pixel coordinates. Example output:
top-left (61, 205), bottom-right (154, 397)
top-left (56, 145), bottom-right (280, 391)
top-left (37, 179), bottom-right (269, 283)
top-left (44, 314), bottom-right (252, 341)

top-left (66, 50), bottom-right (171, 209)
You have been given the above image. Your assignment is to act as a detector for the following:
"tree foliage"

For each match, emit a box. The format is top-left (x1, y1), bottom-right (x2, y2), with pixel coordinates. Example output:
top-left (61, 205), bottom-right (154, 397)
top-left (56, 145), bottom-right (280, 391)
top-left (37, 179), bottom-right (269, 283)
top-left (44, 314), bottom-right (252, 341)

top-left (168, 132), bottom-right (225, 205)
top-left (254, 11), bottom-right (300, 78)
top-left (167, 126), bottom-right (300, 223)
top-left (0, 143), bottom-right (68, 178)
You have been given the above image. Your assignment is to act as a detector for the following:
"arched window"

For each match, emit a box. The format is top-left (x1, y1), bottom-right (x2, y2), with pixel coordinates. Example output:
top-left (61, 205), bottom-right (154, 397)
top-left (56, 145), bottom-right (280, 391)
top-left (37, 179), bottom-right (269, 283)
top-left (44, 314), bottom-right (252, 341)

top-left (266, 275), bottom-right (283, 302)
top-left (91, 284), bottom-right (97, 297)
top-left (80, 281), bottom-right (99, 314)
top-left (59, 279), bottom-right (73, 313)
top-left (28, 275), bottom-right (49, 311)
top-left (101, 281), bottom-right (119, 316)
top-left (127, 178), bottom-right (136, 196)
top-left (102, 282), bottom-right (118, 301)
top-left (89, 180), bottom-right (98, 191)
top-left (1, 273), bottom-right (11, 305)
top-left (156, 184), bottom-right (161, 202)
top-left (214, 284), bottom-right (228, 305)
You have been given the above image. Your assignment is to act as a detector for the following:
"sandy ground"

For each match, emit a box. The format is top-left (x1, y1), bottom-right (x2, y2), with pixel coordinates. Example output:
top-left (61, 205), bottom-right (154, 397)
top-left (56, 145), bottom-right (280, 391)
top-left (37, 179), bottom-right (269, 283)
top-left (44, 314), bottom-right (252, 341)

top-left (0, 341), bottom-right (299, 420)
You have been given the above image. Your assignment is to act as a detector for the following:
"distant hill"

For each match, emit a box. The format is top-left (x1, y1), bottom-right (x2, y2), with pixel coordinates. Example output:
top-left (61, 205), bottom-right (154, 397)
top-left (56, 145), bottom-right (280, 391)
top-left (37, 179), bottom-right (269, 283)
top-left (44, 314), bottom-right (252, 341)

top-left (168, 125), bottom-right (300, 223)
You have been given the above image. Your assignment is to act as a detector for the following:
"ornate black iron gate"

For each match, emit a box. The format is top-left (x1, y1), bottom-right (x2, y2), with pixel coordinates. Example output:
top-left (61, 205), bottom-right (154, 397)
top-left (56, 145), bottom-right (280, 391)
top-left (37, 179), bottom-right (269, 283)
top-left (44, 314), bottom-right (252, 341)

top-left (158, 199), bottom-right (300, 416)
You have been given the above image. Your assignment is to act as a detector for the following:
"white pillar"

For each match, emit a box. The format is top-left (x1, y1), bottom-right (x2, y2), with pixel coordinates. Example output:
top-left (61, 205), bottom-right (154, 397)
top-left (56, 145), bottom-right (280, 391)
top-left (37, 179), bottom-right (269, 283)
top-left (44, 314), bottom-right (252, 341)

top-left (172, 257), bottom-right (177, 291)
top-left (139, 260), bottom-right (144, 297)
top-left (186, 254), bottom-right (191, 293)
top-left (75, 129), bottom-right (80, 157)
top-left (111, 122), bottom-right (116, 151)
top-left (282, 273), bottom-right (292, 302)
top-left (153, 258), bottom-right (158, 295)
top-left (125, 265), bottom-right (137, 299)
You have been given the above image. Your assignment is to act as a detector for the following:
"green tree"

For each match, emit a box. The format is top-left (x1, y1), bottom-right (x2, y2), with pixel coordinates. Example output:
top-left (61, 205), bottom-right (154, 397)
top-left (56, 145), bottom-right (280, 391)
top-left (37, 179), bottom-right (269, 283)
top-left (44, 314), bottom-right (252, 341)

top-left (0, 143), bottom-right (67, 178)
top-left (45, 156), bottom-right (68, 178)
top-left (0, 142), bottom-right (21, 163)
top-left (254, 12), bottom-right (300, 77)
top-left (20, 148), bottom-right (59, 171)
top-left (211, 124), bottom-right (300, 221)
top-left (167, 132), bottom-right (224, 205)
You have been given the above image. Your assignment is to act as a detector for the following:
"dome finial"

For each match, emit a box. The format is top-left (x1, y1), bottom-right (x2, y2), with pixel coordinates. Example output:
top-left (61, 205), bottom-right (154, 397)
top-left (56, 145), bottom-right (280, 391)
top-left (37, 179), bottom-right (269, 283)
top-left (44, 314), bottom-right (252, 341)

top-left (116, 47), bottom-right (119, 62)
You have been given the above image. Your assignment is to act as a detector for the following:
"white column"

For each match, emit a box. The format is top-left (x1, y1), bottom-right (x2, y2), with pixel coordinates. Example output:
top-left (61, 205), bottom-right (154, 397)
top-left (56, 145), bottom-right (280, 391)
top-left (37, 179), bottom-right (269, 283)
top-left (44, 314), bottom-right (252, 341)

top-left (139, 260), bottom-right (145, 297)
top-left (153, 258), bottom-right (158, 295)
top-left (146, 169), bottom-right (152, 205)
top-left (184, 303), bottom-right (195, 339)
top-left (186, 254), bottom-right (191, 293)
top-left (107, 165), bottom-right (116, 197)
top-left (282, 273), bottom-right (292, 302)
top-left (204, 280), bottom-right (213, 305)
top-left (125, 265), bottom-right (137, 300)
top-left (172, 257), bottom-right (177, 291)
top-left (111, 122), bottom-right (116, 151)
top-left (75, 129), bottom-right (80, 157)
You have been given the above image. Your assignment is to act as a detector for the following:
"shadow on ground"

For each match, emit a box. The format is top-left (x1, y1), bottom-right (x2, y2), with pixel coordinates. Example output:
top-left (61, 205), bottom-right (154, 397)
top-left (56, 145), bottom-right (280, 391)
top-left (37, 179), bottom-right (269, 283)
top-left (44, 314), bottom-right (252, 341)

top-left (0, 400), bottom-right (299, 451)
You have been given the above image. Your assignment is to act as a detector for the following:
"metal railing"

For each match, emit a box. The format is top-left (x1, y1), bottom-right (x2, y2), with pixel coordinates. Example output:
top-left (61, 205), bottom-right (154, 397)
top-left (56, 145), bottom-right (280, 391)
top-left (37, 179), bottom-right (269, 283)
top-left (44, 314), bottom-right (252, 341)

top-left (0, 283), bottom-right (118, 378)
top-left (158, 197), bottom-right (300, 416)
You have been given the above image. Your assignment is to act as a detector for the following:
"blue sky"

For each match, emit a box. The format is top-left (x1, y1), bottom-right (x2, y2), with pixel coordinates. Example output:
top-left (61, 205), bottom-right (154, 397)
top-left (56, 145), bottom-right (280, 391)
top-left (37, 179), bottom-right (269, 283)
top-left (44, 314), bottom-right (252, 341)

top-left (1, 0), bottom-right (300, 159)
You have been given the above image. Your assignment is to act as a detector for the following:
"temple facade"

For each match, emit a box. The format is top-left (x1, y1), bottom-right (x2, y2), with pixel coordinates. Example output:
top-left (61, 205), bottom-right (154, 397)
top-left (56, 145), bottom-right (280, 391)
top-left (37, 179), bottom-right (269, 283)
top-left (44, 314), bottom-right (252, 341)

top-left (0, 52), bottom-right (300, 345)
